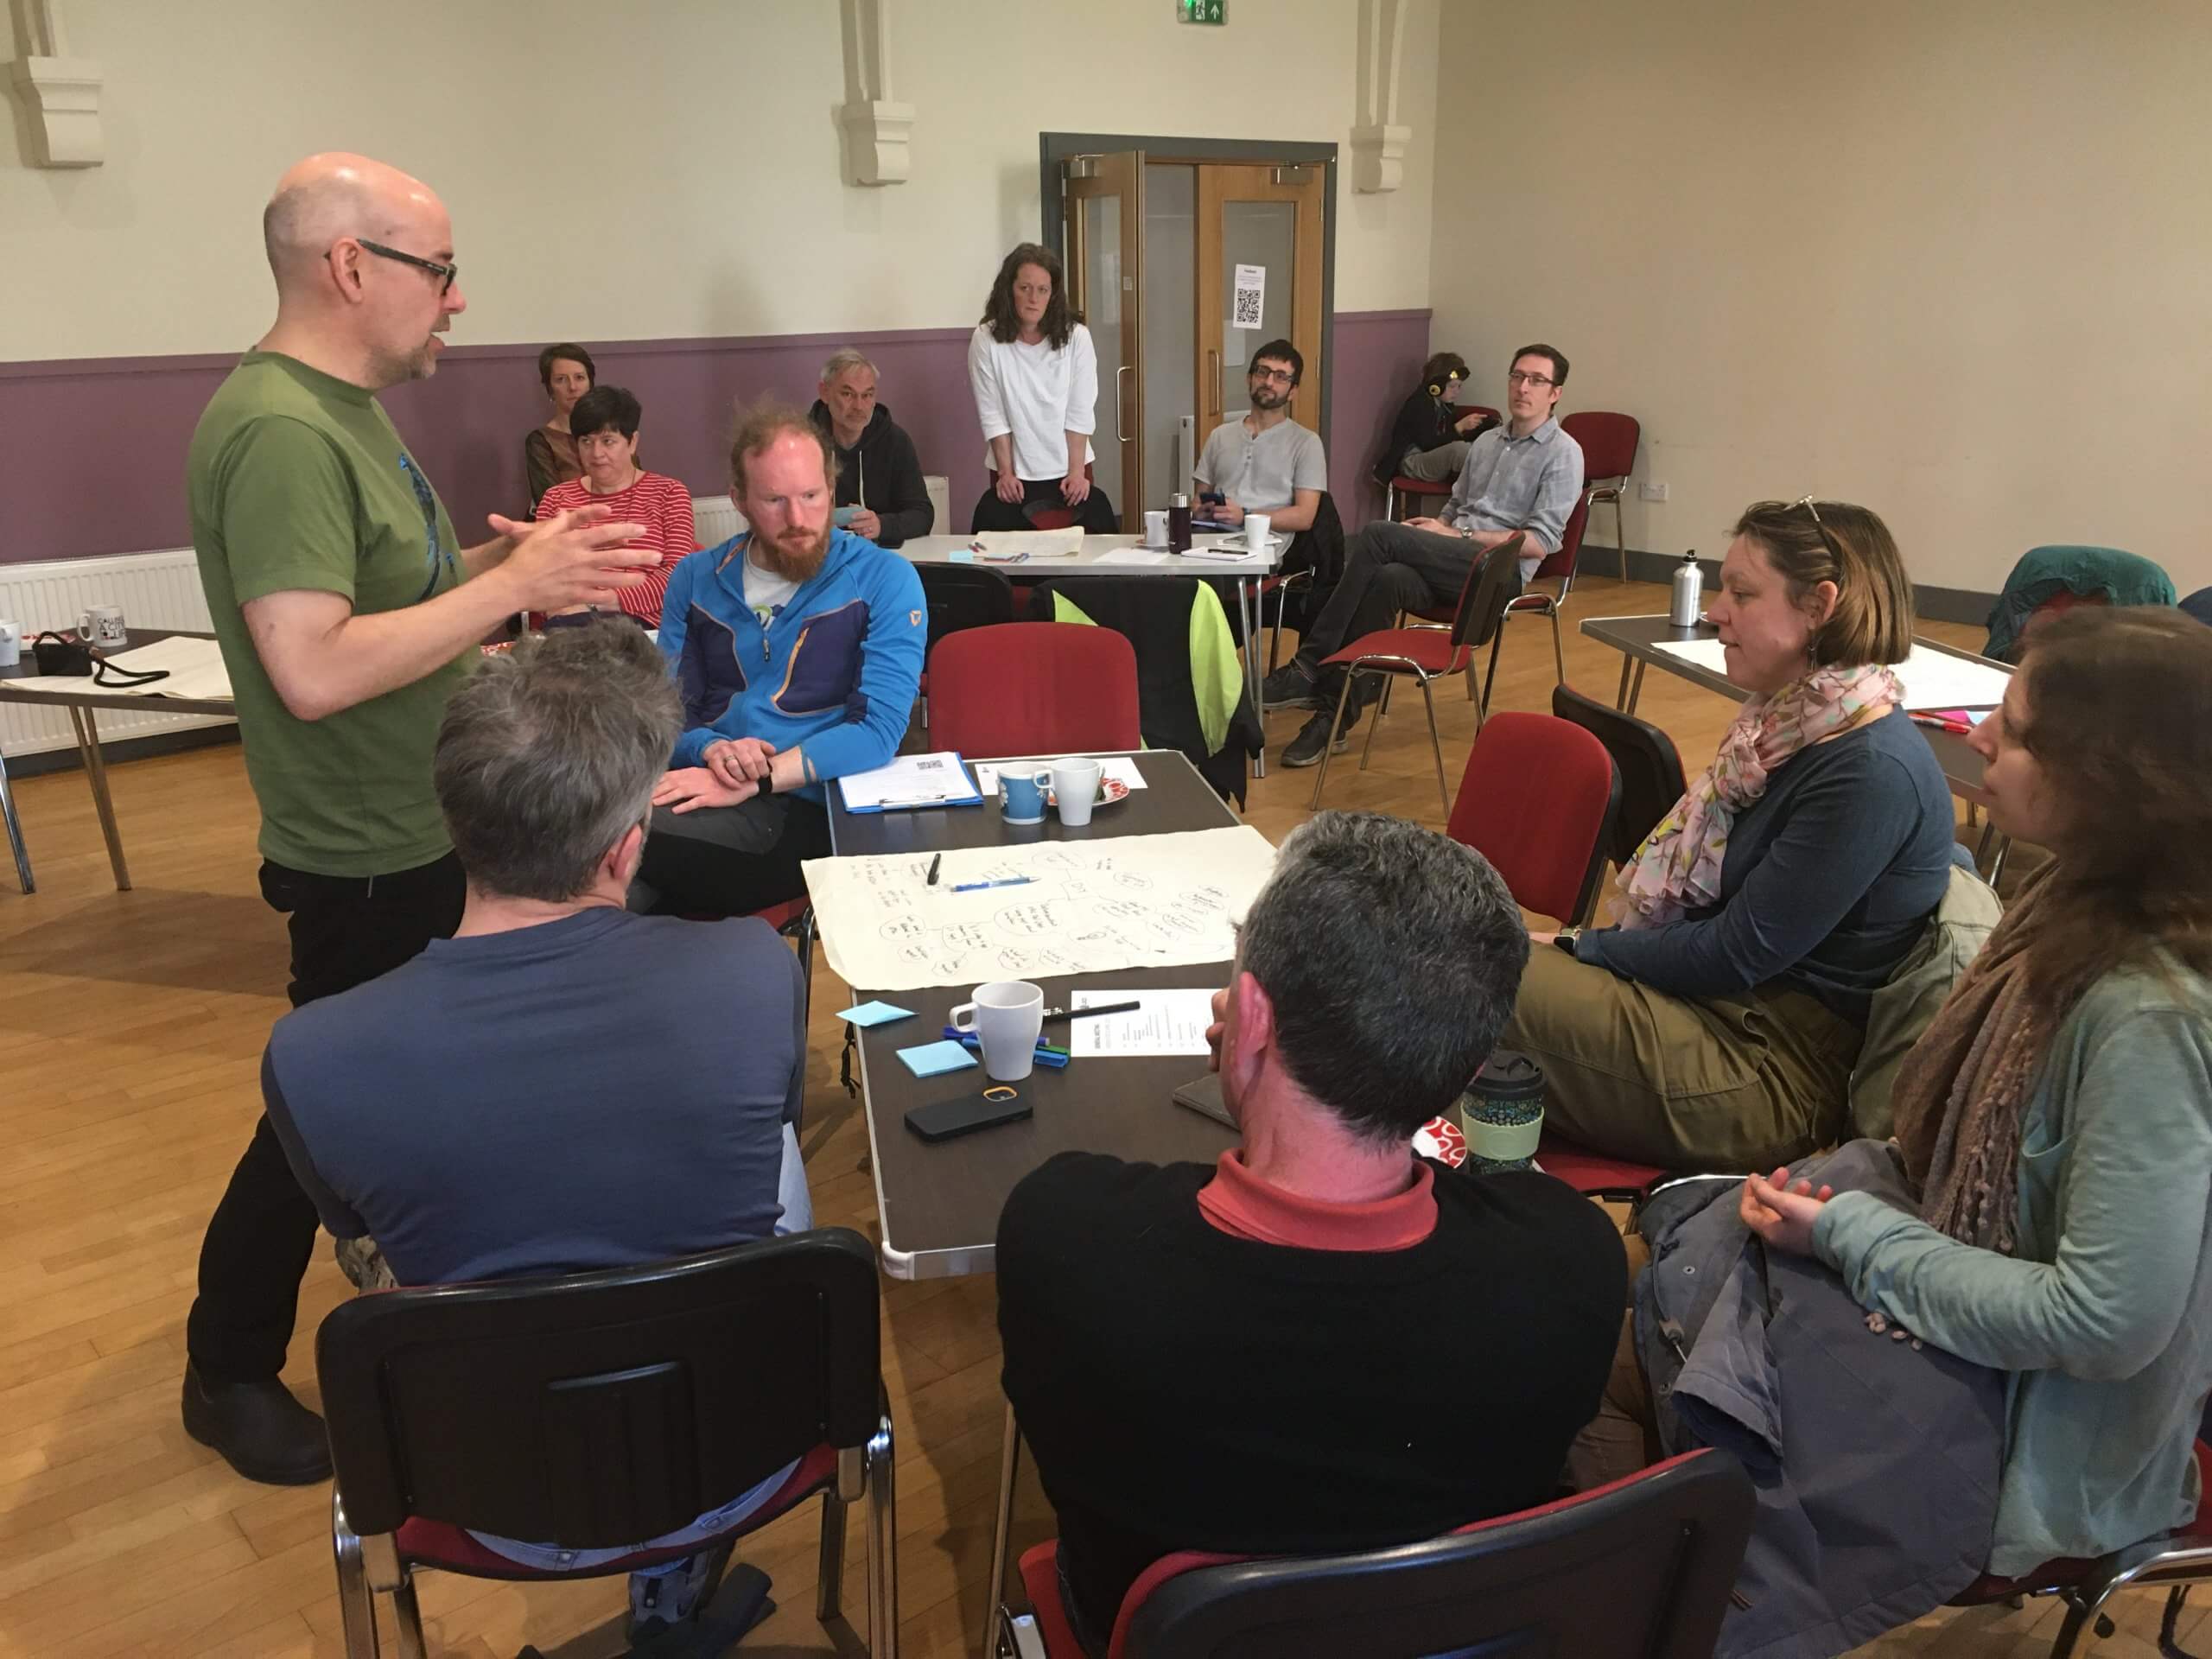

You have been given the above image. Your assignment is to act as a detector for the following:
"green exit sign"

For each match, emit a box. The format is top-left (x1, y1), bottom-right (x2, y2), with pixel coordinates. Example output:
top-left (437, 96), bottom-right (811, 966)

top-left (1179, 0), bottom-right (1225, 22)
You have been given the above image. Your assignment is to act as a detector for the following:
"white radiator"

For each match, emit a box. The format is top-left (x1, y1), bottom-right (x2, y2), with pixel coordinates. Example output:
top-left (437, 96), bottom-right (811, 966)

top-left (0, 549), bottom-right (234, 759)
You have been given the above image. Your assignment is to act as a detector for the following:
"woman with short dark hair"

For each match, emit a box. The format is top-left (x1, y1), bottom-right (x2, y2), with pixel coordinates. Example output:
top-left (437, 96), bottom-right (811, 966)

top-left (1504, 498), bottom-right (1953, 1169)
top-left (531, 385), bottom-right (694, 626)
top-left (1371, 350), bottom-right (1496, 486)
top-left (524, 342), bottom-right (595, 511)
top-left (966, 244), bottom-right (1117, 533)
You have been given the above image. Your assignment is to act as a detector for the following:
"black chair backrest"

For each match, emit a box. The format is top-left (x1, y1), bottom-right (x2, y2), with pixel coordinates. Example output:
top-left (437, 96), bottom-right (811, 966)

top-left (1448, 534), bottom-right (1527, 652)
top-left (1552, 683), bottom-right (1690, 864)
top-left (316, 1229), bottom-right (880, 1546)
top-left (918, 563), bottom-right (1017, 658)
top-left (1124, 1448), bottom-right (1755, 1659)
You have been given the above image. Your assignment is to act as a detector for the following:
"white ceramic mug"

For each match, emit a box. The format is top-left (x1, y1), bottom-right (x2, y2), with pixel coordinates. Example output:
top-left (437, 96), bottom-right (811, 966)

top-left (77, 604), bottom-right (127, 649)
top-left (1052, 757), bottom-right (1103, 827)
top-left (1142, 509), bottom-right (1170, 549)
top-left (949, 980), bottom-right (1045, 1081)
top-left (0, 620), bottom-right (19, 669)
top-left (1243, 512), bottom-right (1273, 554)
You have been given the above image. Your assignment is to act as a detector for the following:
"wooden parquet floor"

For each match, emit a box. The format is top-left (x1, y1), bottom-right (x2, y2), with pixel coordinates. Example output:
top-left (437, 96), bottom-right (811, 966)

top-left (0, 577), bottom-right (2191, 1656)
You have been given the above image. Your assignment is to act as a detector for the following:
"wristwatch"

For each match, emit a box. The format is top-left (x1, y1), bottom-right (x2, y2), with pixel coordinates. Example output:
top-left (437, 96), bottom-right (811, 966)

top-left (1554, 926), bottom-right (1583, 956)
top-left (757, 767), bottom-right (776, 797)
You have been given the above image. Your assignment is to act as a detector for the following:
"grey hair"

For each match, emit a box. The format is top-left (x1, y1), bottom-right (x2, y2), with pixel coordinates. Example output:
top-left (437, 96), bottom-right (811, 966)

top-left (820, 346), bottom-right (877, 383)
top-left (1238, 810), bottom-right (1529, 1141)
top-left (433, 621), bottom-right (681, 902)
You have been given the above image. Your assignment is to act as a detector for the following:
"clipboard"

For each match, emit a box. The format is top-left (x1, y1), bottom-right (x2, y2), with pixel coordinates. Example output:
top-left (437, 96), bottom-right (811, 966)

top-left (836, 751), bottom-right (986, 813)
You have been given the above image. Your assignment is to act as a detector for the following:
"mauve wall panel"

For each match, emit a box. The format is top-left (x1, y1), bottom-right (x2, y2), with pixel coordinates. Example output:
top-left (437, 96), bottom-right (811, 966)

top-left (1, 312), bottom-right (1427, 564)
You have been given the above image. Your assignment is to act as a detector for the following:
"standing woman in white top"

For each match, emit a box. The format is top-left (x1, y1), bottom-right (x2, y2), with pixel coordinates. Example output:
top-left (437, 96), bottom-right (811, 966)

top-left (967, 243), bottom-right (1119, 534)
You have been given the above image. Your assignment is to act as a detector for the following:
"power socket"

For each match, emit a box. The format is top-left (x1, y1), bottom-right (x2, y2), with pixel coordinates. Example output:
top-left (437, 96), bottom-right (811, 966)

top-left (1638, 481), bottom-right (1669, 502)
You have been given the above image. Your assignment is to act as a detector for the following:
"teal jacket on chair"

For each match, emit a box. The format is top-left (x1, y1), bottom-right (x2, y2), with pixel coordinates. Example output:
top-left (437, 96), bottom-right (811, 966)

top-left (1984, 545), bottom-right (2175, 664)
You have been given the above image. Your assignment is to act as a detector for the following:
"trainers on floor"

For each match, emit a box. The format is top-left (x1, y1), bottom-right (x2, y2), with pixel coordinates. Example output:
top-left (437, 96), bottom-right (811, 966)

top-left (1281, 710), bottom-right (1354, 768)
top-left (1260, 663), bottom-right (1324, 710)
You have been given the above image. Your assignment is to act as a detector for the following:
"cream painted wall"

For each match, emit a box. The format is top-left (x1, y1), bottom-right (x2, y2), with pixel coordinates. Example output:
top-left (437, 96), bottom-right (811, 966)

top-left (0, 0), bottom-right (1437, 361)
top-left (1430, 0), bottom-right (2212, 594)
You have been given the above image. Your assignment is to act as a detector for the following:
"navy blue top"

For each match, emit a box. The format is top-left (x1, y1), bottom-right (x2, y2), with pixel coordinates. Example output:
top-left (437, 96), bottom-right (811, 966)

top-left (264, 907), bottom-right (801, 1287)
top-left (1576, 709), bottom-right (1955, 1025)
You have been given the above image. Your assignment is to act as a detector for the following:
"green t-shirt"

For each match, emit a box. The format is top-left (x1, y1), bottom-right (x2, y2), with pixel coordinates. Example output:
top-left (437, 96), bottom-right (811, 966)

top-left (188, 352), bottom-right (474, 876)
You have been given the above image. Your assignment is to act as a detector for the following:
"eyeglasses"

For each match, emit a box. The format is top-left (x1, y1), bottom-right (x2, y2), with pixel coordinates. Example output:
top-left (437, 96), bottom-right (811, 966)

top-left (1505, 371), bottom-right (1557, 389)
top-left (1795, 495), bottom-right (1845, 561)
top-left (1249, 366), bottom-right (1297, 385)
top-left (359, 238), bottom-right (459, 296)
top-left (399, 454), bottom-right (457, 601)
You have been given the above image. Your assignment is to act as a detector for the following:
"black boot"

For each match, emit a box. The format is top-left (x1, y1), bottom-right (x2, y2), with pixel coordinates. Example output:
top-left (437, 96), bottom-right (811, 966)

top-left (182, 1364), bottom-right (333, 1484)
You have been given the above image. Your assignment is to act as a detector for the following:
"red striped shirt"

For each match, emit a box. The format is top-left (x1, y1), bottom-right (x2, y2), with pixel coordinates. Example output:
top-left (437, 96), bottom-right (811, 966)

top-left (533, 470), bottom-right (696, 625)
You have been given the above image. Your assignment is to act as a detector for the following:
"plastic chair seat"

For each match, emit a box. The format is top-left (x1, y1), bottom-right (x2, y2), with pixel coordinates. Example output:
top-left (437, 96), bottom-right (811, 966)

top-left (394, 1443), bottom-right (840, 1581)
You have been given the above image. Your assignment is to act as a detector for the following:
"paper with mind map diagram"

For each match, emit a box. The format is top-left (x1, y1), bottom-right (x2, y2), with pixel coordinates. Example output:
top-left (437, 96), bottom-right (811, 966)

top-left (800, 825), bottom-right (1277, 993)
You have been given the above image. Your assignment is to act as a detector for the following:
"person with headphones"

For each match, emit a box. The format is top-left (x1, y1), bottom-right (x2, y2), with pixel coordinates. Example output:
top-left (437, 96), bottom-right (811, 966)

top-left (1371, 351), bottom-right (1499, 486)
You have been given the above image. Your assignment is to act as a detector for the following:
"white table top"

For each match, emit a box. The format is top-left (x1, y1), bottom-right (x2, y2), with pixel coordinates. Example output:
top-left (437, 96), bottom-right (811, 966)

top-left (896, 532), bottom-right (1281, 578)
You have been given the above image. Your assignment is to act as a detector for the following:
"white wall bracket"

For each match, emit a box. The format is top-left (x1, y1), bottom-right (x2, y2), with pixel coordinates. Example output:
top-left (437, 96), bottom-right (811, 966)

top-left (1351, 0), bottom-right (1409, 194)
top-left (836, 0), bottom-right (912, 187)
top-left (8, 0), bottom-right (102, 167)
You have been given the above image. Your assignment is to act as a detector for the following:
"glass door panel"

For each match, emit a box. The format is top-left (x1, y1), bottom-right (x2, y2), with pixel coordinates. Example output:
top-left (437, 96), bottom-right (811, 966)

top-left (1062, 150), bottom-right (1146, 523)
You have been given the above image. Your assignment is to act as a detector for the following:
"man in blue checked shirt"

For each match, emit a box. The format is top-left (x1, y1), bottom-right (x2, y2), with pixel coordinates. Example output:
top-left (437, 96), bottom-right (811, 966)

top-left (1262, 343), bottom-right (1585, 768)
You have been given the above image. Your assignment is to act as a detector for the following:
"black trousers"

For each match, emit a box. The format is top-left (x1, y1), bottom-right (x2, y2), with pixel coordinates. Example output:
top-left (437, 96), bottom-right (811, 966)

top-left (185, 852), bottom-right (467, 1384)
top-left (1295, 521), bottom-right (1484, 715)
top-left (970, 477), bottom-right (1120, 535)
top-left (634, 794), bottom-right (830, 918)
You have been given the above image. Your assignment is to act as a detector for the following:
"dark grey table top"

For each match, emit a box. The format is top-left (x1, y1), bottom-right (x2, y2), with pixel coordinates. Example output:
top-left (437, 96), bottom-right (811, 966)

top-left (0, 627), bottom-right (236, 717)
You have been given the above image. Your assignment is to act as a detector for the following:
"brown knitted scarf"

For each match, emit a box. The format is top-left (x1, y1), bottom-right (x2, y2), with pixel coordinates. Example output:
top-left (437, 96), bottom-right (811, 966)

top-left (1890, 866), bottom-right (2072, 1253)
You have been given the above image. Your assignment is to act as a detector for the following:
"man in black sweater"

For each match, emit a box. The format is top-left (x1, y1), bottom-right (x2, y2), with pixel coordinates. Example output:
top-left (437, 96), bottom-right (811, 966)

top-left (810, 347), bottom-right (934, 548)
top-left (995, 810), bottom-right (1628, 1654)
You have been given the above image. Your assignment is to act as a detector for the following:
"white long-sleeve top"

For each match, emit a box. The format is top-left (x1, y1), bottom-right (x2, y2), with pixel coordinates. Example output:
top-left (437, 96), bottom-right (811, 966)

top-left (968, 322), bottom-right (1097, 481)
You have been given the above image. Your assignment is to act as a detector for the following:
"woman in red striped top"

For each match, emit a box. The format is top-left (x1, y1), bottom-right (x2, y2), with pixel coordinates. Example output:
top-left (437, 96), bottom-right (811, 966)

top-left (532, 385), bottom-right (696, 626)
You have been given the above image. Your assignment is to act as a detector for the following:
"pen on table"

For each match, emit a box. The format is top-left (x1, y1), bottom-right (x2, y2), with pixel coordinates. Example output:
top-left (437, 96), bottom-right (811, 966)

top-left (926, 854), bottom-right (942, 887)
top-left (1042, 1000), bottom-right (1143, 1023)
top-left (950, 875), bottom-right (1035, 893)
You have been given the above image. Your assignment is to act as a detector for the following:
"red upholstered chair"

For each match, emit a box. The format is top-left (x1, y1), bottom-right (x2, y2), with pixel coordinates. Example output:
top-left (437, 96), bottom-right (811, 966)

top-left (1489, 489), bottom-right (1592, 691)
top-left (317, 1230), bottom-right (897, 1659)
top-left (1446, 710), bottom-right (1618, 927)
top-left (927, 622), bottom-right (1141, 758)
top-left (1946, 1440), bottom-right (2212, 1657)
top-left (994, 1447), bottom-right (1754, 1659)
top-left (1306, 538), bottom-right (1524, 820)
top-left (1560, 410), bottom-right (1641, 582)
top-left (986, 464), bottom-right (1095, 532)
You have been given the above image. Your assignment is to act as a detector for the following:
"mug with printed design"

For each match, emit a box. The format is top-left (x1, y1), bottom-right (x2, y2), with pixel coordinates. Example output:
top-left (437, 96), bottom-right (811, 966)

top-left (1000, 767), bottom-right (1052, 825)
top-left (77, 605), bottom-right (127, 650)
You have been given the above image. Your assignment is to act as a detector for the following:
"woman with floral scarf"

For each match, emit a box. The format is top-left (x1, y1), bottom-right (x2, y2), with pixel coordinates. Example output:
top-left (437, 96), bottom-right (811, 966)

top-left (1502, 499), bottom-right (1955, 1169)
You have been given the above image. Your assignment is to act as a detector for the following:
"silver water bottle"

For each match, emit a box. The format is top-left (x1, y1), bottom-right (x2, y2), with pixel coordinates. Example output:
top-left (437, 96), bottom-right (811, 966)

top-left (1669, 550), bottom-right (1704, 626)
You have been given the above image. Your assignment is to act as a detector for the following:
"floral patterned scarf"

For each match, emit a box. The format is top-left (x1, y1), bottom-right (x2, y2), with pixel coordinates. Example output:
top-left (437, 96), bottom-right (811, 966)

top-left (1618, 662), bottom-right (1903, 928)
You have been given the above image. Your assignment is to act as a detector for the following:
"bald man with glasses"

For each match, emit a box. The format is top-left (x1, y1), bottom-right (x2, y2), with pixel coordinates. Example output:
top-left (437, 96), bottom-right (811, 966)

top-left (180, 151), bottom-right (661, 1486)
top-left (1263, 343), bottom-right (1584, 768)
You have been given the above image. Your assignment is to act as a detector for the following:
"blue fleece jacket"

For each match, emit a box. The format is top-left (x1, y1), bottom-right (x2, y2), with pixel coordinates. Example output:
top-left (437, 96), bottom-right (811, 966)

top-left (657, 528), bottom-right (925, 800)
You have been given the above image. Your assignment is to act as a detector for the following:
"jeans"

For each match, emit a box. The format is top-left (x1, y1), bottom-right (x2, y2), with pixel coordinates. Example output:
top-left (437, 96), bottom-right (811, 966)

top-left (970, 477), bottom-right (1120, 535)
top-left (186, 853), bottom-right (467, 1383)
top-left (1294, 522), bottom-right (1484, 716)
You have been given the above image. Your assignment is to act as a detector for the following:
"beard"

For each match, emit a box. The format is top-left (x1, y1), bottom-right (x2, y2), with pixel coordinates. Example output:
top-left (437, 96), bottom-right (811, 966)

top-left (756, 519), bottom-right (830, 583)
top-left (1249, 384), bottom-right (1288, 410)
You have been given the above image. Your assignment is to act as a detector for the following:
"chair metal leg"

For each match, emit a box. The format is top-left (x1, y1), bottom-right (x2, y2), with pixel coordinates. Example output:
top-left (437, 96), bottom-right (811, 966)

top-left (391, 1573), bottom-right (428, 1659)
top-left (1612, 492), bottom-right (1629, 583)
top-left (0, 744), bottom-right (32, 893)
top-left (68, 705), bottom-right (130, 891)
top-left (1548, 605), bottom-right (1566, 685)
top-left (817, 1489), bottom-right (849, 1623)
top-left (1357, 672), bottom-right (1390, 772)
top-left (982, 1403), bottom-right (1020, 1659)
top-left (865, 1408), bottom-right (899, 1658)
top-left (1308, 672), bottom-right (1358, 810)
top-left (331, 1493), bottom-right (382, 1659)
top-left (1419, 677), bottom-right (1449, 821)
top-left (1482, 629), bottom-right (1506, 716)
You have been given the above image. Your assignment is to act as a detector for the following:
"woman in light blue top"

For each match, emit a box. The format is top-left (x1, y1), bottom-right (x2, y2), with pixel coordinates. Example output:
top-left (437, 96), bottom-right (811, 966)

top-left (1746, 606), bottom-right (2212, 1576)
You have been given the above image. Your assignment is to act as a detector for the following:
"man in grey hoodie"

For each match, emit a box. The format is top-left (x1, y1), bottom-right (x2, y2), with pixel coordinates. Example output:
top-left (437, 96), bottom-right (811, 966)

top-left (810, 347), bottom-right (934, 547)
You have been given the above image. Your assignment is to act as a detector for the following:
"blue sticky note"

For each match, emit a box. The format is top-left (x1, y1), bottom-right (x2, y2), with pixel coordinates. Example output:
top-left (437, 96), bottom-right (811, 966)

top-left (838, 1000), bottom-right (915, 1027)
top-left (949, 549), bottom-right (976, 563)
top-left (898, 1039), bottom-right (979, 1077)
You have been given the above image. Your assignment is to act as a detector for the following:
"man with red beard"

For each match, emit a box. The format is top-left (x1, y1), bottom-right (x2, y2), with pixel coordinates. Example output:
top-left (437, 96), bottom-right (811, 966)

top-left (641, 404), bottom-right (926, 917)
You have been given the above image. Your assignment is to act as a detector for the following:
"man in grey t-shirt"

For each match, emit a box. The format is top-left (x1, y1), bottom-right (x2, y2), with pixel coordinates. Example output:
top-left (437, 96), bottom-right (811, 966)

top-left (1265, 343), bottom-right (1585, 768)
top-left (1193, 339), bottom-right (1327, 536)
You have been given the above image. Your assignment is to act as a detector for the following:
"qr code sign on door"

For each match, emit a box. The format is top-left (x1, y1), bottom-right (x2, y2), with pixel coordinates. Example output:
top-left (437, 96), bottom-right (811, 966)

top-left (1232, 264), bottom-right (1266, 329)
